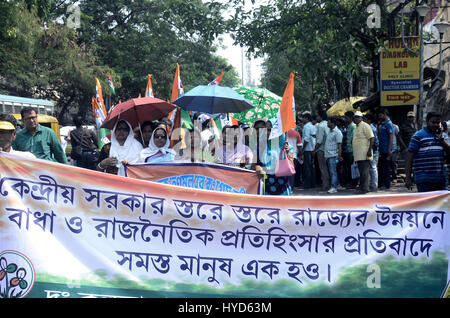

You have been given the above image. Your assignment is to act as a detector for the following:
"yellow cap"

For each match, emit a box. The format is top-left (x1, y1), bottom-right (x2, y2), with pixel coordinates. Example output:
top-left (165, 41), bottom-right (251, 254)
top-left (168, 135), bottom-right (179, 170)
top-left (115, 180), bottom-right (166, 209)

top-left (0, 121), bottom-right (16, 130)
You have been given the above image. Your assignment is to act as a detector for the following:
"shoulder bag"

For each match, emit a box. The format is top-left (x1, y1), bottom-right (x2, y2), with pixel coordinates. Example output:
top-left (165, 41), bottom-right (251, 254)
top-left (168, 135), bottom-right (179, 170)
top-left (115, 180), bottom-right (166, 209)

top-left (275, 149), bottom-right (296, 177)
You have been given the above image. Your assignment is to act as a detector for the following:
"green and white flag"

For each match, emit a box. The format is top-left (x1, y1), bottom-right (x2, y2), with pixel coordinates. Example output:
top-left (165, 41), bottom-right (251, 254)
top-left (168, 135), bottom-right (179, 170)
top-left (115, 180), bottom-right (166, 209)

top-left (108, 74), bottom-right (116, 95)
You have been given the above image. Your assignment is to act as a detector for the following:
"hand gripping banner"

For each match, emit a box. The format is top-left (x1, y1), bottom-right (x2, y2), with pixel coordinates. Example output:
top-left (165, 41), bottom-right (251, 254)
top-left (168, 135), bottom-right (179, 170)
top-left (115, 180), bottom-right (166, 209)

top-left (0, 153), bottom-right (449, 298)
top-left (125, 162), bottom-right (262, 195)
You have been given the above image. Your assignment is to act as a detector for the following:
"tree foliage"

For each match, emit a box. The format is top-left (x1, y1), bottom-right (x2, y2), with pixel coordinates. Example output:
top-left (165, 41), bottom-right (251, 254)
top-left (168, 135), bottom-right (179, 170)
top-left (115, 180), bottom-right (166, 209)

top-left (73, 0), bottom-right (239, 103)
top-left (227, 0), bottom-right (425, 113)
top-left (0, 1), bottom-right (112, 123)
top-left (0, 0), bottom-right (239, 123)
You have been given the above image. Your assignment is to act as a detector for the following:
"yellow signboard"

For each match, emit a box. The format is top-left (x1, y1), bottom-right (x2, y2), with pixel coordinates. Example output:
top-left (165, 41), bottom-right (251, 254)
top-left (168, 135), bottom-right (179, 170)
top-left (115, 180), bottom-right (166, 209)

top-left (380, 37), bottom-right (420, 106)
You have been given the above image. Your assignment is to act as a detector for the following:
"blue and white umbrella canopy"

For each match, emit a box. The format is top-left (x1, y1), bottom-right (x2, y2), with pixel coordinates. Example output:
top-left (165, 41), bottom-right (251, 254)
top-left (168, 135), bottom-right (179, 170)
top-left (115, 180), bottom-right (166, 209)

top-left (173, 85), bottom-right (254, 114)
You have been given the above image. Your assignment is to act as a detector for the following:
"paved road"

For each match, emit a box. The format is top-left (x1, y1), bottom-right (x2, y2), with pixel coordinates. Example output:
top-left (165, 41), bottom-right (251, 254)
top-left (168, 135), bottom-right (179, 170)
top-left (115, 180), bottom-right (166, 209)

top-left (292, 181), bottom-right (418, 196)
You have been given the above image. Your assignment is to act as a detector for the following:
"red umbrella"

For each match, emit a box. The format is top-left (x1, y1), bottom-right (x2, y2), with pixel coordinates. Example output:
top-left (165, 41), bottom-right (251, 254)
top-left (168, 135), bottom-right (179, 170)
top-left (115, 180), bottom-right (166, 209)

top-left (101, 97), bottom-right (175, 130)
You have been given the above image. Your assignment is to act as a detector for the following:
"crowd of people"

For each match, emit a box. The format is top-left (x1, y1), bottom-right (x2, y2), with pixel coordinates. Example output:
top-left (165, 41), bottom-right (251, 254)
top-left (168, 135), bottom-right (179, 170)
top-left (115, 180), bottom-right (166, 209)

top-left (0, 106), bottom-right (449, 195)
top-left (291, 108), bottom-right (450, 194)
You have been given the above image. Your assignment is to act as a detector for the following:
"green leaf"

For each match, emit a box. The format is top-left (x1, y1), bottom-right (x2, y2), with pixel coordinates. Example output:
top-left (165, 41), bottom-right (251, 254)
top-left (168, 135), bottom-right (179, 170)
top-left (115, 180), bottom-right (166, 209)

top-left (19, 279), bottom-right (28, 289)
top-left (6, 263), bottom-right (17, 273)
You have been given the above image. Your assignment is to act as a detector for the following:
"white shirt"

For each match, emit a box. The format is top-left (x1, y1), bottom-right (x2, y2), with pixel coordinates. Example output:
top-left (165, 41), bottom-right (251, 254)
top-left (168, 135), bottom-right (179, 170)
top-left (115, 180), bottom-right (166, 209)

top-left (9, 148), bottom-right (36, 159)
top-left (201, 129), bottom-right (213, 152)
top-left (302, 122), bottom-right (317, 151)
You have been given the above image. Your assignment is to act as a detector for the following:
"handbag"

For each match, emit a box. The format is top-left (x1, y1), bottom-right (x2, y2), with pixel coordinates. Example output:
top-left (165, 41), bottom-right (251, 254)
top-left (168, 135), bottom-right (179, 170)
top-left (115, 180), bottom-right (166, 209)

top-left (351, 162), bottom-right (360, 179)
top-left (275, 149), bottom-right (296, 177)
top-left (70, 129), bottom-right (84, 160)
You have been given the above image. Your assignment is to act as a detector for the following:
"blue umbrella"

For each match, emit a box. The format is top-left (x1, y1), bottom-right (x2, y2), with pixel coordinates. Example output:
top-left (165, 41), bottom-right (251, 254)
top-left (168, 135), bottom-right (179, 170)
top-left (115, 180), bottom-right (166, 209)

top-left (173, 85), bottom-right (254, 114)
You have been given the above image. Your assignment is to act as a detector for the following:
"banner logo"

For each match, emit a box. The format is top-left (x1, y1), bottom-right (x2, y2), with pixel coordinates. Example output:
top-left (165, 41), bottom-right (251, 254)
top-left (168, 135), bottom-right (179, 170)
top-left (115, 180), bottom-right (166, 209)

top-left (0, 250), bottom-right (35, 298)
top-left (0, 153), bottom-right (448, 298)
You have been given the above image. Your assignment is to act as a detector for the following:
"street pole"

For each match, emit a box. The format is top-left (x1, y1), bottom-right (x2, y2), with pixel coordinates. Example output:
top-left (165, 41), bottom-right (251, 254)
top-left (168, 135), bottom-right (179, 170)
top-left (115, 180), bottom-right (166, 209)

top-left (415, 4), bottom-right (431, 129)
top-left (418, 15), bottom-right (425, 129)
top-left (241, 46), bottom-right (245, 86)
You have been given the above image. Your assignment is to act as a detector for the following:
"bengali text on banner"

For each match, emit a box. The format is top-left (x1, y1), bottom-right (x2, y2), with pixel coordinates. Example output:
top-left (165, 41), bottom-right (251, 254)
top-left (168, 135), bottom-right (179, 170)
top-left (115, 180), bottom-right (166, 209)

top-left (125, 162), bottom-right (262, 195)
top-left (0, 152), bottom-right (449, 298)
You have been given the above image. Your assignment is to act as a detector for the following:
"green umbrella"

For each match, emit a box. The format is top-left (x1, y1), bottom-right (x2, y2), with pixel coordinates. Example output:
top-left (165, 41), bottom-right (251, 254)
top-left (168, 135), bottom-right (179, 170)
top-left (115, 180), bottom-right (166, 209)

top-left (231, 86), bottom-right (282, 125)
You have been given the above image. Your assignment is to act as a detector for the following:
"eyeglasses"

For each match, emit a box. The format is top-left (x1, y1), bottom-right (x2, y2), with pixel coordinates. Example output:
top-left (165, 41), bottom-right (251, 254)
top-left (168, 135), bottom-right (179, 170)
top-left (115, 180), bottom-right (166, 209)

top-left (23, 116), bottom-right (37, 121)
top-left (154, 134), bottom-right (167, 139)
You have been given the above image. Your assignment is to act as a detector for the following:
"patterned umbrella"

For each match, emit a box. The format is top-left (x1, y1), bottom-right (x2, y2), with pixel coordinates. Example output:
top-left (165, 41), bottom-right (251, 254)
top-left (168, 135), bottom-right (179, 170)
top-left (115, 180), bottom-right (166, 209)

top-left (231, 86), bottom-right (282, 125)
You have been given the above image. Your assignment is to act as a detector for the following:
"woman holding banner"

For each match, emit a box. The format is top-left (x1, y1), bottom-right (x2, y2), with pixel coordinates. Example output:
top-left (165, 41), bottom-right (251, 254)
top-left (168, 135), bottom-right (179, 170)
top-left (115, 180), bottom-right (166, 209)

top-left (97, 119), bottom-right (143, 176)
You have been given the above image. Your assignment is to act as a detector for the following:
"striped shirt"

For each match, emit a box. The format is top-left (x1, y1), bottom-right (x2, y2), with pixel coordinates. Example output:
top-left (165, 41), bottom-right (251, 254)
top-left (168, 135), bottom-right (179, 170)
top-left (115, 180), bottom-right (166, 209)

top-left (345, 122), bottom-right (356, 153)
top-left (324, 127), bottom-right (343, 159)
top-left (408, 127), bottom-right (446, 184)
top-left (315, 120), bottom-right (330, 151)
top-left (370, 124), bottom-right (379, 149)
